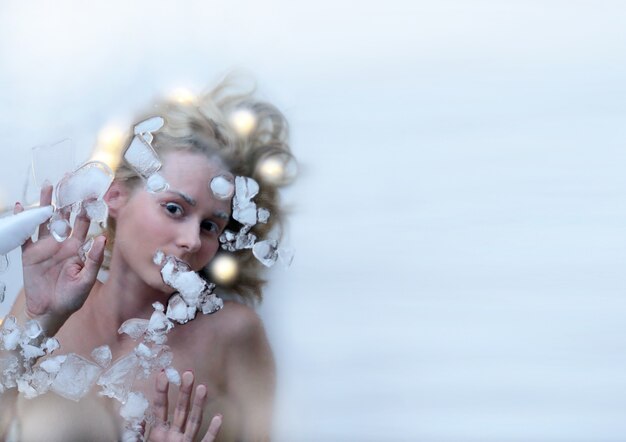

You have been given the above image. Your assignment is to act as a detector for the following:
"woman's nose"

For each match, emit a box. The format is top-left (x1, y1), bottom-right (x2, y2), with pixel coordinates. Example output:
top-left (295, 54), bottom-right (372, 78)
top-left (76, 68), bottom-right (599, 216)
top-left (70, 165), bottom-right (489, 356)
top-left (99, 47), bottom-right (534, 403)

top-left (176, 222), bottom-right (202, 253)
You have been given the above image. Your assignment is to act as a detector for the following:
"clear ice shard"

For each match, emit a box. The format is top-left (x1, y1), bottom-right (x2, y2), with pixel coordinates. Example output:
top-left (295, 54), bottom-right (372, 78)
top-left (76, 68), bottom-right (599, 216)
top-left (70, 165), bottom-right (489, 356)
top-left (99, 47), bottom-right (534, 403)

top-left (120, 391), bottom-right (149, 422)
top-left (0, 254), bottom-right (8, 273)
top-left (118, 319), bottom-right (149, 340)
top-left (40, 355), bottom-right (67, 374)
top-left (51, 353), bottom-right (102, 401)
top-left (0, 281), bottom-right (5, 303)
top-left (91, 345), bottom-right (113, 368)
top-left (210, 175), bottom-right (235, 200)
top-left (55, 161), bottom-right (113, 209)
top-left (23, 319), bottom-right (42, 340)
top-left (232, 176), bottom-right (259, 226)
top-left (42, 337), bottom-right (60, 353)
top-left (165, 294), bottom-right (196, 324)
top-left (124, 135), bottom-right (162, 180)
top-left (200, 293), bottom-right (224, 314)
top-left (148, 302), bottom-right (173, 337)
top-left (252, 239), bottom-right (279, 267)
top-left (84, 199), bottom-right (108, 224)
top-left (78, 237), bottom-right (94, 262)
top-left (134, 116), bottom-right (164, 134)
top-left (97, 353), bottom-right (140, 402)
top-left (49, 216), bottom-right (71, 242)
top-left (146, 172), bottom-right (169, 193)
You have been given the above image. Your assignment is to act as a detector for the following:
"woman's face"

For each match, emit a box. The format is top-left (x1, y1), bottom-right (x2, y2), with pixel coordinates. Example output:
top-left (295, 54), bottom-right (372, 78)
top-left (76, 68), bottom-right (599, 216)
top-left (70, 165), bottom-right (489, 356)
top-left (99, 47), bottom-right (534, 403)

top-left (111, 150), bottom-right (232, 293)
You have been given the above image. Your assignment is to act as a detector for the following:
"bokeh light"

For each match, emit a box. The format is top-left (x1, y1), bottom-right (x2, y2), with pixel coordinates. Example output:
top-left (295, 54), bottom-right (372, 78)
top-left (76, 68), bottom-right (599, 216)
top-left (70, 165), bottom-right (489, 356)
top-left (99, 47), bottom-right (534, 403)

top-left (229, 108), bottom-right (257, 137)
top-left (256, 152), bottom-right (298, 186)
top-left (90, 124), bottom-right (126, 171)
top-left (208, 253), bottom-right (239, 285)
top-left (169, 88), bottom-right (197, 105)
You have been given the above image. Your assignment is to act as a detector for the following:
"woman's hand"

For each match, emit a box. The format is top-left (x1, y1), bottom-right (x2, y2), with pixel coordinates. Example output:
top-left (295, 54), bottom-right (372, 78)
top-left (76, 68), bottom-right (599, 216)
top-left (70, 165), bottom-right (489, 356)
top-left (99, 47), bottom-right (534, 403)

top-left (148, 370), bottom-right (222, 442)
top-left (18, 184), bottom-right (105, 334)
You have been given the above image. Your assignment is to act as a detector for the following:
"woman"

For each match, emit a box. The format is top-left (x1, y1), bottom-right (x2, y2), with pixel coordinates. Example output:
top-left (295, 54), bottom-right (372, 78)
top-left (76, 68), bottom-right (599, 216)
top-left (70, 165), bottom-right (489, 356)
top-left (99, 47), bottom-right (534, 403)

top-left (0, 79), bottom-right (294, 441)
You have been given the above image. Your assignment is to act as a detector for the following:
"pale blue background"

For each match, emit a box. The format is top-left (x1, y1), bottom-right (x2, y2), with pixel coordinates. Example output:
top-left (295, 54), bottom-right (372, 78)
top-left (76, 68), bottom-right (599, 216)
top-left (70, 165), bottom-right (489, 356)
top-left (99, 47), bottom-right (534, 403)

top-left (1, 1), bottom-right (626, 440)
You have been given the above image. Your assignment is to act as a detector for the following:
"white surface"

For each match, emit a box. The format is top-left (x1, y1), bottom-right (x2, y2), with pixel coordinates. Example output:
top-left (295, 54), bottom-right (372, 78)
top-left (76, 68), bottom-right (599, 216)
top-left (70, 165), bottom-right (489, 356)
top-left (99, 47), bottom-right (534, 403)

top-left (1, 1), bottom-right (626, 440)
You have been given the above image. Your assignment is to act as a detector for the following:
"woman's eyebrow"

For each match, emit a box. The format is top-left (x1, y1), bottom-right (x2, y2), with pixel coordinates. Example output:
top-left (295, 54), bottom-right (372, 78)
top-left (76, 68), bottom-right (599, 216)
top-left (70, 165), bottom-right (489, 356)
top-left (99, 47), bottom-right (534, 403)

top-left (169, 190), bottom-right (196, 206)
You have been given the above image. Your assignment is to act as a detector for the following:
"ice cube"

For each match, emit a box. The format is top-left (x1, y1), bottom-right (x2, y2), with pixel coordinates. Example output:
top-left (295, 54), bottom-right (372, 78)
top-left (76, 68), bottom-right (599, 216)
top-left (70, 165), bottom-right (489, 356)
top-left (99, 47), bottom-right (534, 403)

top-left (257, 207), bottom-right (270, 224)
top-left (146, 173), bottom-right (169, 193)
top-left (51, 353), bottom-right (102, 401)
top-left (84, 199), bottom-right (109, 225)
top-left (252, 239), bottom-right (279, 267)
top-left (160, 256), bottom-right (206, 305)
top-left (148, 303), bottom-right (173, 336)
top-left (55, 161), bottom-right (113, 209)
top-left (91, 345), bottom-right (113, 368)
top-left (0, 354), bottom-right (19, 389)
top-left (165, 294), bottom-right (194, 324)
top-left (78, 237), bottom-right (94, 263)
top-left (40, 355), bottom-right (67, 374)
top-left (232, 176), bottom-right (259, 226)
top-left (210, 175), bottom-right (235, 200)
top-left (49, 217), bottom-right (71, 242)
top-left (97, 353), bottom-right (140, 402)
top-left (124, 136), bottom-right (161, 179)
top-left (118, 318), bottom-right (149, 340)
top-left (21, 343), bottom-right (45, 360)
top-left (165, 366), bottom-right (181, 385)
top-left (134, 116), bottom-right (164, 135)
top-left (235, 230), bottom-right (257, 250)
top-left (120, 391), bottom-right (149, 422)
top-left (200, 293), bottom-right (224, 315)
top-left (42, 337), bottom-right (60, 354)
top-left (23, 319), bottom-right (42, 340)
top-left (278, 246), bottom-right (295, 267)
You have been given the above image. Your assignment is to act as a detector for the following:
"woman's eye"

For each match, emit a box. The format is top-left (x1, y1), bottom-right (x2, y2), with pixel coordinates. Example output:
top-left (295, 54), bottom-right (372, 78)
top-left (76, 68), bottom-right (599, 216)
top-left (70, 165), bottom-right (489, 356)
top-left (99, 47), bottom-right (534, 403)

top-left (201, 220), bottom-right (219, 233)
top-left (162, 202), bottom-right (184, 217)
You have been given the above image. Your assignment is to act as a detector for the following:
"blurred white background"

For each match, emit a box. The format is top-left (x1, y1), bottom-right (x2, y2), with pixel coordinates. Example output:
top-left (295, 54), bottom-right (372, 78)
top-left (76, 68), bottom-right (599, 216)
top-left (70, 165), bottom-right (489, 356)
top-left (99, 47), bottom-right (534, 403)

top-left (1, 0), bottom-right (626, 440)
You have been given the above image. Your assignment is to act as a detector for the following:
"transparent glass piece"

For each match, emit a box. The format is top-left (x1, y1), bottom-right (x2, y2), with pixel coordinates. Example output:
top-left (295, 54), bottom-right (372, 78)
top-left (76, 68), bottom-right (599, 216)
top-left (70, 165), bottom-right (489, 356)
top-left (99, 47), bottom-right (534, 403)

top-left (256, 151), bottom-right (298, 186)
top-left (51, 353), bottom-right (102, 401)
top-left (91, 345), bottom-right (113, 368)
top-left (0, 254), bottom-right (8, 273)
top-left (146, 172), bottom-right (169, 193)
top-left (78, 237), bottom-right (94, 263)
top-left (31, 139), bottom-right (76, 189)
top-left (134, 116), bottom-right (164, 135)
top-left (252, 239), bottom-right (279, 267)
top-left (55, 161), bottom-right (113, 209)
top-left (124, 135), bottom-right (162, 180)
top-left (210, 175), bottom-right (235, 200)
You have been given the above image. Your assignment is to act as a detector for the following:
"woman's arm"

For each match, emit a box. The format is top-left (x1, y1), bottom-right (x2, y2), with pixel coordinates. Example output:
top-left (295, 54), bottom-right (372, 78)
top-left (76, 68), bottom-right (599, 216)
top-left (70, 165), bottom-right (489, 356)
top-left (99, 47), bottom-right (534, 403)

top-left (225, 306), bottom-right (276, 442)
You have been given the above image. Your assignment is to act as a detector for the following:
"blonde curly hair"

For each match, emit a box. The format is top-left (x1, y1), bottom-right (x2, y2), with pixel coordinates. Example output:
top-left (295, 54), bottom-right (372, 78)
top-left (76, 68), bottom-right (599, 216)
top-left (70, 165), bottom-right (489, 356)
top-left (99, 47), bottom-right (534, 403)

top-left (105, 77), bottom-right (295, 304)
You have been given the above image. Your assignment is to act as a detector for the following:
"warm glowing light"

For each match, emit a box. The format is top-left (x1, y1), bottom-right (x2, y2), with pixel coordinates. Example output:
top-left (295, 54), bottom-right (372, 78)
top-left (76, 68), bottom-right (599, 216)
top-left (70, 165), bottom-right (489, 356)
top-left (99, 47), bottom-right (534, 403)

top-left (91, 125), bottom-right (126, 171)
top-left (209, 254), bottom-right (239, 285)
top-left (229, 108), bottom-right (257, 137)
top-left (257, 153), bottom-right (297, 186)
top-left (170, 88), bottom-right (196, 104)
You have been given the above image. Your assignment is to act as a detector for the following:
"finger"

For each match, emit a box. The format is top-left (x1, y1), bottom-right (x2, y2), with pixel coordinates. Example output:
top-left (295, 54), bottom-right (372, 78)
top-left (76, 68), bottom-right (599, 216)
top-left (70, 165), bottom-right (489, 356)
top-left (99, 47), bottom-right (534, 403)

top-left (71, 208), bottom-right (90, 243)
top-left (77, 235), bottom-right (106, 285)
top-left (172, 371), bottom-right (194, 433)
top-left (182, 384), bottom-right (207, 442)
top-left (200, 414), bottom-right (222, 442)
top-left (14, 202), bottom-right (34, 250)
top-left (38, 184), bottom-right (53, 239)
top-left (153, 371), bottom-right (170, 426)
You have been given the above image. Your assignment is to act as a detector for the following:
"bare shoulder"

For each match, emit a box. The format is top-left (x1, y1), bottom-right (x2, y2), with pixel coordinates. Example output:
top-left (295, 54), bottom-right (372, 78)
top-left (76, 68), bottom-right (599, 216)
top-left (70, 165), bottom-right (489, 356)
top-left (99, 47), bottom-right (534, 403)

top-left (218, 301), bottom-right (266, 342)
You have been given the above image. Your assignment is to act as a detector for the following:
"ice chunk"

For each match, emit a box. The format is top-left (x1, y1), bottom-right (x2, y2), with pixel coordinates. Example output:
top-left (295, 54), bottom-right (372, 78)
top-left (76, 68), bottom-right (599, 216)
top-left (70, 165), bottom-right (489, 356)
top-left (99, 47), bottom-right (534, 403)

top-left (23, 319), bottom-right (42, 340)
top-left (146, 172), bottom-right (169, 193)
top-left (51, 353), bottom-right (102, 401)
top-left (120, 391), bottom-right (149, 422)
top-left (134, 116), bottom-right (164, 135)
top-left (21, 343), bottom-right (45, 360)
top-left (124, 135), bottom-right (162, 179)
top-left (210, 175), bottom-right (235, 200)
top-left (252, 239), bottom-right (279, 267)
top-left (78, 237), bottom-right (94, 263)
top-left (97, 353), bottom-right (140, 402)
top-left (84, 199), bottom-right (108, 225)
top-left (232, 176), bottom-right (259, 226)
top-left (0, 354), bottom-right (19, 390)
top-left (165, 367), bottom-right (181, 385)
top-left (257, 207), bottom-right (270, 224)
top-left (118, 318), bottom-right (149, 340)
top-left (0, 281), bottom-right (5, 303)
top-left (1, 317), bottom-right (21, 351)
top-left (165, 294), bottom-right (195, 324)
top-left (18, 369), bottom-right (51, 399)
top-left (148, 302), bottom-right (173, 336)
top-left (0, 254), bottom-right (8, 273)
top-left (92, 345), bottom-right (113, 368)
top-left (40, 355), bottom-right (67, 374)
top-left (278, 246), bottom-right (295, 267)
top-left (153, 250), bottom-right (165, 266)
top-left (42, 337), bottom-right (60, 354)
top-left (49, 216), bottom-right (71, 242)
top-left (55, 161), bottom-right (113, 209)
top-left (219, 227), bottom-right (256, 251)
top-left (160, 256), bottom-right (206, 306)
top-left (199, 293), bottom-right (224, 315)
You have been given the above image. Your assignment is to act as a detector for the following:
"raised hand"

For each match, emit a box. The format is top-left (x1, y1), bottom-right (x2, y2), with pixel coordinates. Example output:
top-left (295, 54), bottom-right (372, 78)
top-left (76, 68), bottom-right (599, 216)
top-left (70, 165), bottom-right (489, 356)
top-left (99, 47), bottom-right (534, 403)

top-left (17, 184), bottom-right (105, 334)
top-left (148, 371), bottom-right (222, 442)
